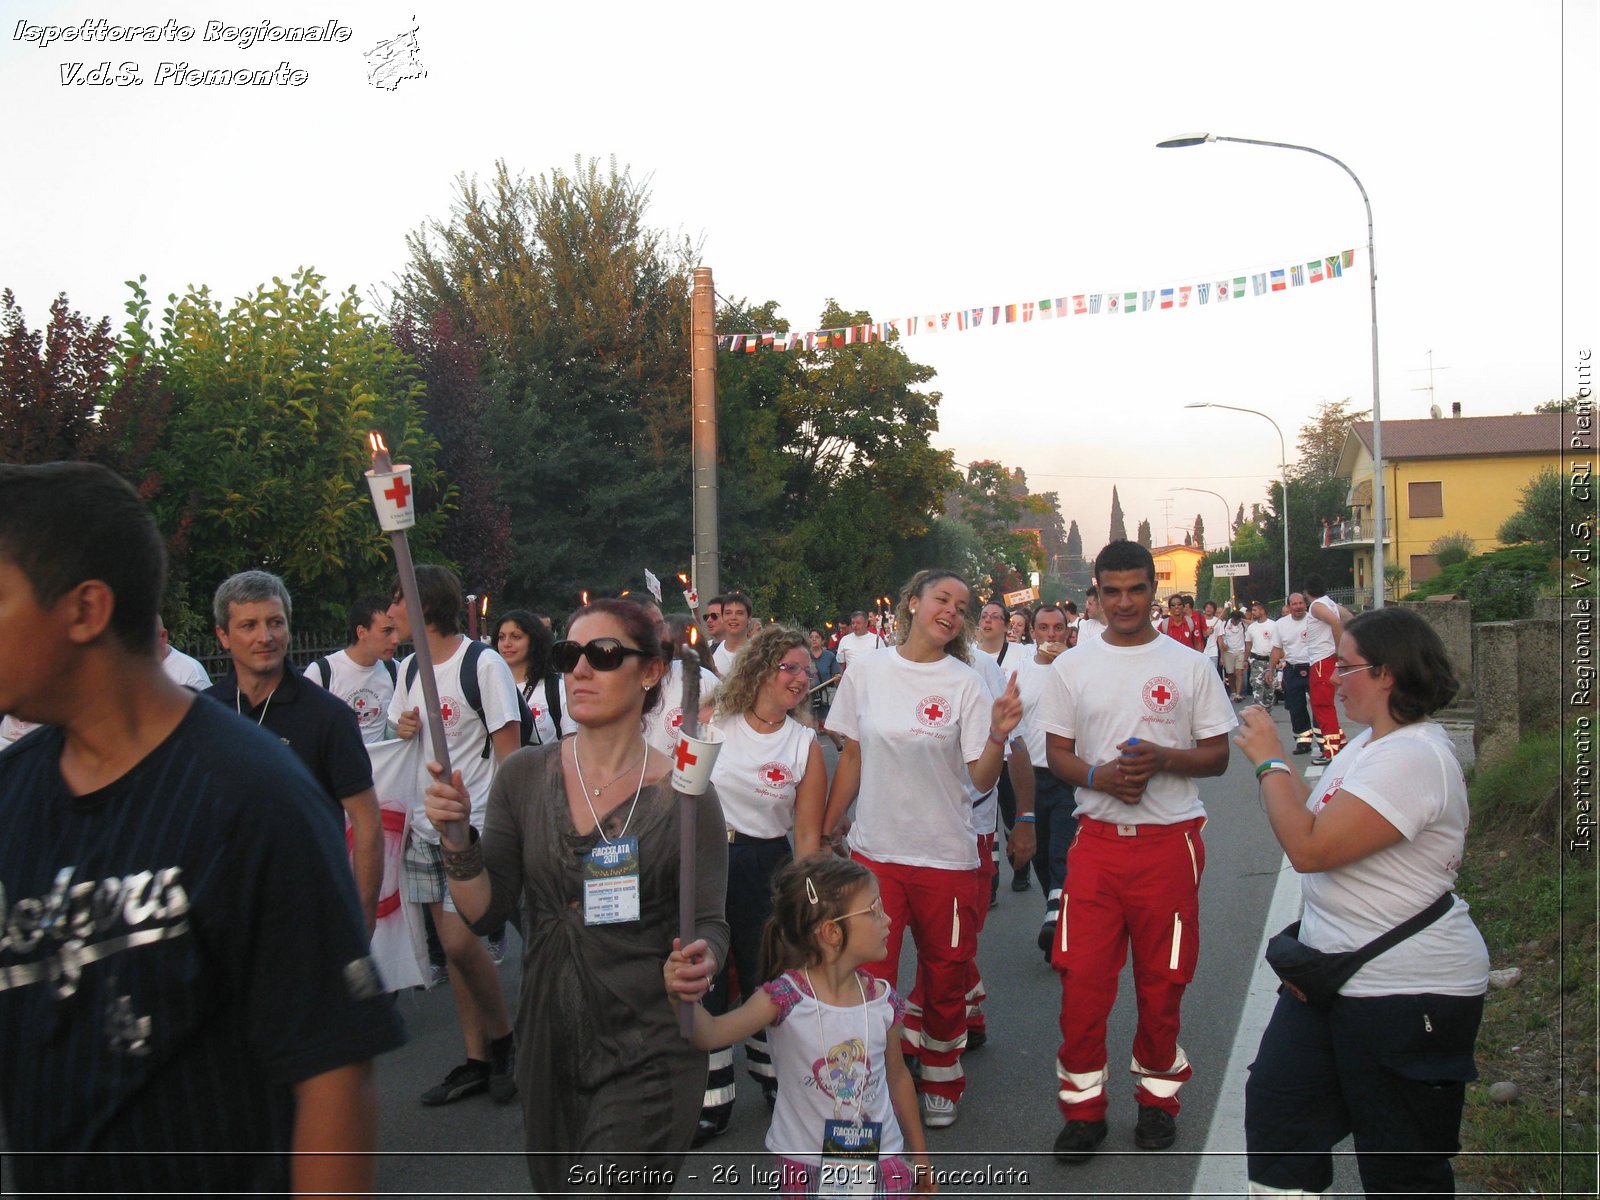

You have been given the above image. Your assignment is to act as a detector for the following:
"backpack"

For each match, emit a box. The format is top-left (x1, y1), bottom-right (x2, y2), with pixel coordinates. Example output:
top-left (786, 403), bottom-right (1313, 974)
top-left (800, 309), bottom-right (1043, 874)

top-left (405, 640), bottom-right (533, 759)
top-left (521, 673), bottom-right (563, 745)
top-left (311, 654), bottom-right (397, 690)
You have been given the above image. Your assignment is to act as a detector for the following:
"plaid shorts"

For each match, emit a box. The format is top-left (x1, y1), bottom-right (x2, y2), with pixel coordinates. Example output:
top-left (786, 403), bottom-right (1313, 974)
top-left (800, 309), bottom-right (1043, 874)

top-left (403, 835), bottom-right (449, 906)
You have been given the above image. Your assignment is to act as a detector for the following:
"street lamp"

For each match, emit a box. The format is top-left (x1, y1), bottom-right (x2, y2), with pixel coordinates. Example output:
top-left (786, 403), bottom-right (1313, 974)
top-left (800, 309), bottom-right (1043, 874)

top-left (1172, 485), bottom-right (1236, 606)
top-left (1159, 132), bottom-right (1385, 607)
top-left (1184, 402), bottom-right (1291, 603)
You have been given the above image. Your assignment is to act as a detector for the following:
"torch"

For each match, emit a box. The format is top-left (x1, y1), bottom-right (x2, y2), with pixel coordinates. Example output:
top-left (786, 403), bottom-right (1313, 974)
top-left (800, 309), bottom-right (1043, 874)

top-left (365, 432), bottom-right (466, 847)
top-left (676, 573), bottom-right (717, 675)
top-left (671, 628), bottom-right (725, 1038)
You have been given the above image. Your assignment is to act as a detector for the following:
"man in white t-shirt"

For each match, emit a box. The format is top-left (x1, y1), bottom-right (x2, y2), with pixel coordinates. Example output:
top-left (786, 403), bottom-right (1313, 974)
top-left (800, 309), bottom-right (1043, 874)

top-left (1037, 540), bottom-right (1236, 1162)
top-left (1017, 604), bottom-right (1077, 958)
top-left (1271, 593), bottom-right (1316, 755)
top-left (710, 592), bottom-right (752, 676)
top-left (157, 617), bottom-right (211, 690)
top-left (1302, 575), bottom-right (1350, 764)
top-left (1075, 585), bottom-right (1106, 645)
top-left (305, 596), bottom-right (399, 743)
top-left (835, 610), bottom-right (887, 671)
top-left (388, 565), bottom-right (520, 1108)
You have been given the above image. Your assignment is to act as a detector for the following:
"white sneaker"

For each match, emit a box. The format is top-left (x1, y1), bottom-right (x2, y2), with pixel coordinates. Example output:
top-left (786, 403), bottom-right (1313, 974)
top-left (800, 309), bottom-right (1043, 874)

top-left (921, 1093), bottom-right (958, 1127)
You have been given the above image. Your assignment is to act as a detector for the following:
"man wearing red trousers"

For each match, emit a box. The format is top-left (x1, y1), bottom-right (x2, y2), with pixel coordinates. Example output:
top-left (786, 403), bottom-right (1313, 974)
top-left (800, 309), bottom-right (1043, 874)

top-left (1039, 540), bottom-right (1235, 1162)
top-left (1302, 574), bottom-right (1351, 766)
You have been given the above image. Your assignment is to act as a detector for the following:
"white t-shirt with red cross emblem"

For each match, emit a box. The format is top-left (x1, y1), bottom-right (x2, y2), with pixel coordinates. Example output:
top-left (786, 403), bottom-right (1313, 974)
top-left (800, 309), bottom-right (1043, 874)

top-left (828, 649), bottom-right (992, 870)
top-left (964, 649), bottom-right (1009, 837)
top-left (305, 649), bottom-right (395, 744)
top-left (644, 660), bottom-right (721, 756)
top-left (388, 637), bottom-right (521, 843)
top-left (1037, 632), bottom-right (1237, 826)
top-left (706, 711), bottom-right (816, 839)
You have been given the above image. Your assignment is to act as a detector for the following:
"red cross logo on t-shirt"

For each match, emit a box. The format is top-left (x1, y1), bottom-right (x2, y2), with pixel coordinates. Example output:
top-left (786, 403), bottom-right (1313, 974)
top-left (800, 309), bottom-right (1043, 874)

top-left (759, 761), bottom-right (794, 787)
top-left (914, 694), bottom-right (954, 729)
top-left (438, 697), bottom-right (461, 730)
top-left (1142, 676), bottom-right (1179, 715)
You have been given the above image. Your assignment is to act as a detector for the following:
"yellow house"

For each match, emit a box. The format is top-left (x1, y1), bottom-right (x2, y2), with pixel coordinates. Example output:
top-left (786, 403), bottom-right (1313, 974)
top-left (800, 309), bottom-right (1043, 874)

top-left (1151, 544), bottom-right (1204, 601)
top-left (1329, 413), bottom-right (1566, 605)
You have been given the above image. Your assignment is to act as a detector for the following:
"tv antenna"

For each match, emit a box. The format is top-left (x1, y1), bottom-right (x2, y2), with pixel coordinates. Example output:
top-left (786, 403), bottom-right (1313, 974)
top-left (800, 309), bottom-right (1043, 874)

top-left (1410, 349), bottom-right (1451, 416)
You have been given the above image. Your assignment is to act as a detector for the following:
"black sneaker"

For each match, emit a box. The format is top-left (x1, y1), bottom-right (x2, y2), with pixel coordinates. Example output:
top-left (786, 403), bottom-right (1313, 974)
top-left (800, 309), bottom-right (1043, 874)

top-left (489, 1033), bottom-right (517, 1104)
top-left (1053, 1119), bottom-right (1108, 1163)
top-left (965, 1027), bottom-right (987, 1051)
top-left (421, 1060), bottom-right (490, 1106)
top-left (1134, 1106), bottom-right (1177, 1150)
top-left (1293, 743), bottom-right (1313, 755)
top-left (1010, 872), bottom-right (1031, 893)
top-left (691, 1110), bottom-right (730, 1148)
top-left (1038, 918), bottom-right (1056, 955)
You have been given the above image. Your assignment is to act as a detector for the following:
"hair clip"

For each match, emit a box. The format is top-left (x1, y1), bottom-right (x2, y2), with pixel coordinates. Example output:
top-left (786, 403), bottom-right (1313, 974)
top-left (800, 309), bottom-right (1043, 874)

top-left (805, 877), bottom-right (820, 905)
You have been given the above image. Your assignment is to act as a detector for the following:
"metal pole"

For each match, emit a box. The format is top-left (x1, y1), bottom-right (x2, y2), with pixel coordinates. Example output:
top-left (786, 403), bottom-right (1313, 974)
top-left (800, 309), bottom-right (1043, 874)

top-left (1185, 403), bottom-right (1290, 604)
top-left (690, 268), bottom-right (720, 602)
top-left (1174, 486), bottom-right (1235, 606)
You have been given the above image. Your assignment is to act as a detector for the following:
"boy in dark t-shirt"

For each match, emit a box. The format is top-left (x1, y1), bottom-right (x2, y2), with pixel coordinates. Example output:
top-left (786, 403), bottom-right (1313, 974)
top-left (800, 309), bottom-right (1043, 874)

top-left (0, 462), bottom-right (404, 1196)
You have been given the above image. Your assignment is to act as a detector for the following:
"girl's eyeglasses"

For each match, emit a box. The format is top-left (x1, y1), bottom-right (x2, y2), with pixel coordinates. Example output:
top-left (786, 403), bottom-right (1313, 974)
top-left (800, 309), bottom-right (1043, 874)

top-left (834, 897), bottom-right (887, 923)
top-left (551, 638), bottom-right (651, 673)
top-left (1333, 662), bottom-right (1375, 679)
top-left (775, 662), bottom-right (808, 676)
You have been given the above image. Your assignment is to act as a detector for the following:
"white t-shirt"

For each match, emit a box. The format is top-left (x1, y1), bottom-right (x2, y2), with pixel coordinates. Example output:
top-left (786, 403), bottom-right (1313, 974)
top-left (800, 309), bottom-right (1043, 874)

top-left (389, 637), bottom-right (521, 841)
top-left (1220, 620), bottom-right (1247, 655)
top-left (1202, 617), bottom-right (1222, 658)
top-left (1037, 633), bottom-right (1237, 825)
top-left (828, 649), bottom-right (991, 870)
top-left (1076, 618), bottom-right (1105, 645)
top-left (1245, 619), bottom-right (1281, 657)
top-left (642, 660), bottom-right (721, 755)
top-left (964, 650), bottom-right (1008, 837)
top-left (161, 647), bottom-right (211, 690)
top-left (0, 715), bottom-right (40, 744)
top-left (1014, 651), bottom-right (1059, 768)
top-left (514, 675), bottom-right (562, 747)
top-left (1275, 615), bottom-right (1311, 664)
top-left (1304, 596), bottom-right (1339, 663)
top-left (707, 712), bottom-right (816, 839)
top-left (836, 630), bottom-right (886, 668)
top-left (1299, 722), bottom-right (1489, 997)
top-left (306, 649), bottom-right (395, 744)
top-left (712, 639), bottom-right (746, 677)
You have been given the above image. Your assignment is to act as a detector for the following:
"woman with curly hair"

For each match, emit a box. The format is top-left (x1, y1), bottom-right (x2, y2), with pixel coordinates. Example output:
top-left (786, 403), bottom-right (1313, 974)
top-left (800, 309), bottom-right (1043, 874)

top-left (692, 622), bottom-right (828, 1144)
top-left (819, 569), bottom-right (1022, 1130)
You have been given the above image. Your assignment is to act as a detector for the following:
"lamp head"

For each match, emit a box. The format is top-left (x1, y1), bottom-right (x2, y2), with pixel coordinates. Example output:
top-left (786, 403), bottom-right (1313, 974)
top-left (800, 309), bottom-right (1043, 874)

top-left (1156, 133), bottom-right (1215, 149)
top-left (1183, 402), bottom-right (1211, 410)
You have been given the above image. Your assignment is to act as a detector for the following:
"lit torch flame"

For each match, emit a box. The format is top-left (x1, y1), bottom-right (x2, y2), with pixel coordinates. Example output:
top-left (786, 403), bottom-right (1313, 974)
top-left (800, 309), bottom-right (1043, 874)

top-left (368, 431), bottom-right (387, 455)
top-left (677, 572), bottom-right (689, 586)
top-left (688, 624), bottom-right (699, 647)
top-left (581, 590), bottom-right (589, 606)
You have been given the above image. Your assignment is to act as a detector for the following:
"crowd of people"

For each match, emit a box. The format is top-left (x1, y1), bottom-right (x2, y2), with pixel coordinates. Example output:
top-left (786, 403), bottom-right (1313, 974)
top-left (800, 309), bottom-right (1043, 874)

top-left (0, 461), bottom-right (1487, 1198)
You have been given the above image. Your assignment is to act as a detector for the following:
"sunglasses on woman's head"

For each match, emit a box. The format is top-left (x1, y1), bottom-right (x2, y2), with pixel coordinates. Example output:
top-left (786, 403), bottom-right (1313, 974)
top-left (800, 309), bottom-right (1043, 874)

top-left (550, 638), bottom-right (651, 673)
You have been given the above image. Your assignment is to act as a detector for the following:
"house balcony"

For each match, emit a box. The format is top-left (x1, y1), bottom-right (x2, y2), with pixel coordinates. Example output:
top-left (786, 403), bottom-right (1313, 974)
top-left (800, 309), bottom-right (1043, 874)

top-left (1321, 519), bottom-right (1390, 550)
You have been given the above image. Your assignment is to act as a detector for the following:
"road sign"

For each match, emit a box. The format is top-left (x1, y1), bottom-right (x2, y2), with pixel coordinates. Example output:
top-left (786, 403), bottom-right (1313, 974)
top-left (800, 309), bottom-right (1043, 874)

top-left (1214, 562), bottom-right (1251, 577)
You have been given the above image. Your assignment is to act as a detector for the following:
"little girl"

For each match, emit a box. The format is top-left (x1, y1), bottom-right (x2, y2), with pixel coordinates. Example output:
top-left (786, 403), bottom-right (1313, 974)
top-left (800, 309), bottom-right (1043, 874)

top-left (666, 857), bottom-right (936, 1197)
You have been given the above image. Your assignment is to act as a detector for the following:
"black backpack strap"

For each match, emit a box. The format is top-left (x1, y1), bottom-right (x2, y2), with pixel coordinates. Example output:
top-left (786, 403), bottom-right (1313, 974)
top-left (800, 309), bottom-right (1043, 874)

top-left (1351, 891), bottom-right (1456, 964)
top-left (382, 657), bottom-right (397, 685)
top-left (996, 642), bottom-right (1009, 666)
top-left (543, 673), bottom-right (563, 735)
top-left (312, 656), bottom-right (331, 688)
top-left (459, 641), bottom-right (494, 760)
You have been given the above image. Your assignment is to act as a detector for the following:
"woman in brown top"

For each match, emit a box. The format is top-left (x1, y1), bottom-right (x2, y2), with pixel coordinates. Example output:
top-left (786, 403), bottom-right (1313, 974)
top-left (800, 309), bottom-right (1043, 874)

top-left (424, 598), bottom-right (729, 1195)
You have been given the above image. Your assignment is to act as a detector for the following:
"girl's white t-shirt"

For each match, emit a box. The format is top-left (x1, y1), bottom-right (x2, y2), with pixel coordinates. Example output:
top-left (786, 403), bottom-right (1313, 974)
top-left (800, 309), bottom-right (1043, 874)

top-left (761, 969), bottom-right (906, 1166)
top-left (828, 649), bottom-right (991, 870)
top-left (1299, 721), bottom-right (1489, 997)
top-left (708, 712), bottom-right (816, 839)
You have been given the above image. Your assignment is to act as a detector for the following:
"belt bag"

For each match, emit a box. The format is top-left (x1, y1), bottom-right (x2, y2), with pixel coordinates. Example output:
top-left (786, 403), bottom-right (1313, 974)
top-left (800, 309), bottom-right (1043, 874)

top-left (1266, 892), bottom-right (1454, 1008)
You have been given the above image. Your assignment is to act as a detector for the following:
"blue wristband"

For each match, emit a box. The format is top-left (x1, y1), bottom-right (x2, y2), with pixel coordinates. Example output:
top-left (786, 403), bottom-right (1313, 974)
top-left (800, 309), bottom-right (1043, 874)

top-left (1086, 764), bottom-right (1098, 790)
top-left (1016, 814), bottom-right (1036, 824)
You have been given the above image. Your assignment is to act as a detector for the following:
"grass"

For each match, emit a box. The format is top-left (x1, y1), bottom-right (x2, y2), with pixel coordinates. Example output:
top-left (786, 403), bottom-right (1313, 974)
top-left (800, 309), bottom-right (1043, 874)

top-left (1455, 721), bottom-right (1597, 1196)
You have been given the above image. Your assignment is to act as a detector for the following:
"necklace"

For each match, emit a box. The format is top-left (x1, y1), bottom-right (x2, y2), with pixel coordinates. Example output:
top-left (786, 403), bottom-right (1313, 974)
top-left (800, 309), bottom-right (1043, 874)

top-left (748, 709), bottom-right (785, 729)
top-left (573, 738), bottom-right (649, 845)
top-left (236, 685), bottom-right (278, 726)
top-left (574, 736), bottom-right (646, 797)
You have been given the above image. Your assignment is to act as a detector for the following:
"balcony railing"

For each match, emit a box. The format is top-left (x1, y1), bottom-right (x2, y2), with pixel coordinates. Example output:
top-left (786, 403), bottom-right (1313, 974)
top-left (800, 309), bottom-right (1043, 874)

top-left (1321, 519), bottom-right (1390, 549)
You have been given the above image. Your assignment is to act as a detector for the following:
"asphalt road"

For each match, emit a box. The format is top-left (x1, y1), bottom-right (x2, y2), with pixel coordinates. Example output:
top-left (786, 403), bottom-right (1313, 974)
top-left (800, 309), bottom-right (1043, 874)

top-left (373, 703), bottom-right (1305, 1198)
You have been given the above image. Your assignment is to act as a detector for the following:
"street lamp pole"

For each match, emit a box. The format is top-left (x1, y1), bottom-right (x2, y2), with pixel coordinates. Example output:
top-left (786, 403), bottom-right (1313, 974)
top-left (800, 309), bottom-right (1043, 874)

top-left (1184, 402), bottom-right (1291, 604)
top-left (1158, 133), bottom-right (1384, 607)
top-left (1172, 485), bottom-right (1235, 606)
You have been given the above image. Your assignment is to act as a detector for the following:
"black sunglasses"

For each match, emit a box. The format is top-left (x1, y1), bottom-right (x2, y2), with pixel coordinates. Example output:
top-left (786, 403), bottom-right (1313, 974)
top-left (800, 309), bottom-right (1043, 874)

top-left (550, 638), bottom-right (652, 673)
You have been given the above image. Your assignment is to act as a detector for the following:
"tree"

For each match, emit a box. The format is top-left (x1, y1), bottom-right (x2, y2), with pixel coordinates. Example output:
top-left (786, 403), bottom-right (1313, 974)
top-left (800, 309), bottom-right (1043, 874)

top-left (1292, 397), bottom-right (1370, 481)
top-left (1108, 486), bottom-right (1127, 543)
top-left (1066, 518), bottom-right (1084, 563)
top-left (1192, 513), bottom-right (1206, 552)
top-left (1136, 518), bottom-right (1153, 548)
top-left (1534, 395), bottom-right (1582, 413)
top-left (1497, 466), bottom-right (1564, 548)
top-left (1429, 531), bottom-right (1476, 570)
top-left (391, 311), bottom-right (510, 599)
top-left (397, 157), bottom-right (696, 611)
top-left (144, 270), bottom-right (443, 630)
top-left (948, 460), bottom-right (1059, 598)
top-left (1257, 475), bottom-right (1355, 601)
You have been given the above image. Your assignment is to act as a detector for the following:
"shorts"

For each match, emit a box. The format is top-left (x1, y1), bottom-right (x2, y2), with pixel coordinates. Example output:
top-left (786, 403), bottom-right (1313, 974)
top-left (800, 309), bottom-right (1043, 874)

top-left (403, 836), bottom-right (458, 913)
top-left (1221, 648), bottom-right (1245, 672)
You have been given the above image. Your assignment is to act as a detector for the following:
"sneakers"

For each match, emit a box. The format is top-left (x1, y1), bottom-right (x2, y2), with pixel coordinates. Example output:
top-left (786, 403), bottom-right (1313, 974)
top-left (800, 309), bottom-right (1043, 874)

top-left (1053, 1119), bottom-right (1107, 1163)
top-left (1135, 1106), bottom-right (1177, 1150)
top-left (964, 1027), bottom-right (987, 1052)
top-left (427, 961), bottom-right (449, 989)
top-left (921, 1093), bottom-right (958, 1127)
top-left (691, 1110), bottom-right (730, 1147)
top-left (1010, 871), bottom-right (1032, 893)
top-left (1310, 751), bottom-right (1331, 766)
top-left (421, 1060), bottom-right (490, 1106)
top-left (486, 930), bottom-right (507, 965)
top-left (1292, 743), bottom-right (1312, 756)
top-left (1038, 917), bottom-right (1056, 956)
top-left (489, 1033), bottom-right (517, 1104)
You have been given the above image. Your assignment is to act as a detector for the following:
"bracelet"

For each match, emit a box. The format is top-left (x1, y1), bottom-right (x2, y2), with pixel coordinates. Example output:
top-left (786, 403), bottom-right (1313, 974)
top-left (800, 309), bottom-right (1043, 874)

top-left (1255, 759), bottom-right (1292, 781)
top-left (1016, 814), bottom-right (1036, 824)
top-left (988, 732), bottom-right (1006, 748)
top-left (1086, 764), bottom-right (1098, 790)
top-left (440, 826), bottom-right (485, 880)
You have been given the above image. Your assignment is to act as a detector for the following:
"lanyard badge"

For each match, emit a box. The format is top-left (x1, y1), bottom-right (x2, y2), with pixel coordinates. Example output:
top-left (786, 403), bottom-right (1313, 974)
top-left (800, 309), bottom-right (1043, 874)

top-left (582, 836), bottom-right (641, 925)
top-left (819, 1118), bottom-right (882, 1197)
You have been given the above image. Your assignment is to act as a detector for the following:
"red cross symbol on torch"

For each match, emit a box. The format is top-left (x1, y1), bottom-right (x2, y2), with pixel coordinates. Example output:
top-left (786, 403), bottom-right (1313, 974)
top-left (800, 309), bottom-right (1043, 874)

top-left (674, 740), bottom-right (699, 772)
top-left (383, 474), bottom-right (411, 508)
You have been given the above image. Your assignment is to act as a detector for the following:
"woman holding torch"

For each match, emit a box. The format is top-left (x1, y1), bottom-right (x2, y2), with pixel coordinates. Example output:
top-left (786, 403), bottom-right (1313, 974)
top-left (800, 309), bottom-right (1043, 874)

top-left (423, 598), bottom-right (729, 1195)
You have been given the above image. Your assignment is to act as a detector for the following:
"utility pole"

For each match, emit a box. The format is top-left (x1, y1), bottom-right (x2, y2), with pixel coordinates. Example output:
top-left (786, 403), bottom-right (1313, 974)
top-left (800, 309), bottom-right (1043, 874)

top-left (690, 268), bottom-right (720, 601)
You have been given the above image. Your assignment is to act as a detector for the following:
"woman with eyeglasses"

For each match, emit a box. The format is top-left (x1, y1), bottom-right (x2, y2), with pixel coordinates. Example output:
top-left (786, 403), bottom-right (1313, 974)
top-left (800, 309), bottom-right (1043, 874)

top-left (818, 569), bottom-right (1023, 1132)
top-left (1234, 606), bottom-right (1488, 1196)
top-left (423, 598), bottom-right (729, 1195)
top-left (689, 623), bottom-right (828, 1145)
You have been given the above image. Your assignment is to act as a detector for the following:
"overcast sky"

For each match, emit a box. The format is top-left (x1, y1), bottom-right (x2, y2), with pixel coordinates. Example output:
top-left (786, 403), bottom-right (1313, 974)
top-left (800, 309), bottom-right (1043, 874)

top-left (2, 0), bottom-right (1593, 552)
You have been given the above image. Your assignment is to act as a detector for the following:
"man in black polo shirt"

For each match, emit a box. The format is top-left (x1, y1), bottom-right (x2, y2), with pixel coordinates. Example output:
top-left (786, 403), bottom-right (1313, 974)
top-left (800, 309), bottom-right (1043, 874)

top-left (205, 570), bottom-right (382, 936)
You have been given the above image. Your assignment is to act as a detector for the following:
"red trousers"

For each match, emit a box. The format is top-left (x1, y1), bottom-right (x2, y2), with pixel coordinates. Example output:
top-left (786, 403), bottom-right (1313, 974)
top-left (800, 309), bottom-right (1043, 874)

top-left (1309, 657), bottom-right (1343, 753)
top-left (855, 852), bottom-right (980, 1101)
top-left (1052, 817), bottom-right (1205, 1120)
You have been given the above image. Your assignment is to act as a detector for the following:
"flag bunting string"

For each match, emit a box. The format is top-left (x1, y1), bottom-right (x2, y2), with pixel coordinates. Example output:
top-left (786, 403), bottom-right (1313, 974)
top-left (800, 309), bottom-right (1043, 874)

top-left (715, 248), bottom-right (1356, 352)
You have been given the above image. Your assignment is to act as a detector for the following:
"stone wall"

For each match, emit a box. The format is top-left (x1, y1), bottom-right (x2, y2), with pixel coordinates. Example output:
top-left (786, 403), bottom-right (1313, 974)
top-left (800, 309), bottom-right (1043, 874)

top-left (1473, 616), bottom-right (1562, 767)
top-left (1402, 599), bottom-right (1474, 701)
